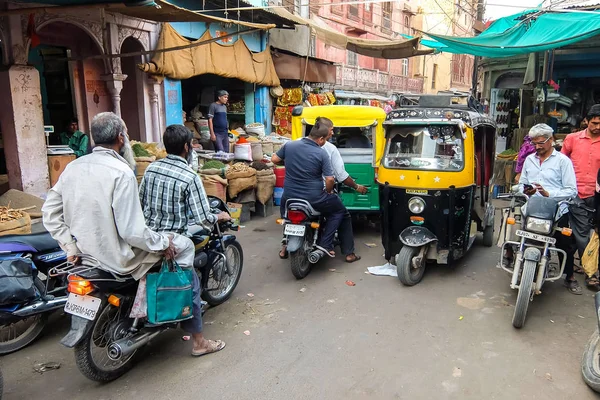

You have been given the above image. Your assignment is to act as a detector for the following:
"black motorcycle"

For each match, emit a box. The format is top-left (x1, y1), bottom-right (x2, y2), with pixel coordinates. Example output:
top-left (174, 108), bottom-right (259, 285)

top-left (0, 232), bottom-right (67, 354)
top-left (277, 198), bottom-right (335, 279)
top-left (60, 197), bottom-right (243, 382)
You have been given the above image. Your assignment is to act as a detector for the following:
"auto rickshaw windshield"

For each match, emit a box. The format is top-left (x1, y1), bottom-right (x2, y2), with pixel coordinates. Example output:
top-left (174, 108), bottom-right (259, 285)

top-left (383, 125), bottom-right (464, 171)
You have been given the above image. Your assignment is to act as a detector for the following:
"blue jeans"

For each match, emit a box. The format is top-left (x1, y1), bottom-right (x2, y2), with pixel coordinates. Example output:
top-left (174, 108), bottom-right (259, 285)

top-left (213, 132), bottom-right (229, 153)
top-left (281, 193), bottom-right (347, 252)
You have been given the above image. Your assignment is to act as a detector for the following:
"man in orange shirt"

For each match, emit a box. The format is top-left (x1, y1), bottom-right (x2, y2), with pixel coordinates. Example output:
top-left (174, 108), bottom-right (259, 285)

top-left (562, 104), bottom-right (600, 287)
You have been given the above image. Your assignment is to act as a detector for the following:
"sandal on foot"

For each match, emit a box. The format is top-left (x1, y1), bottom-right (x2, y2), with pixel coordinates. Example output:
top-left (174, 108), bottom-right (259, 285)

top-left (564, 279), bottom-right (583, 295)
top-left (345, 254), bottom-right (362, 263)
top-left (585, 276), bottom-right (600, 290)
top-left (279, 246), bottom-right (288, 259)
top-left (191, 339), bottom-right (226, 357)
top-left (574, 265), bottom-right (585, 274)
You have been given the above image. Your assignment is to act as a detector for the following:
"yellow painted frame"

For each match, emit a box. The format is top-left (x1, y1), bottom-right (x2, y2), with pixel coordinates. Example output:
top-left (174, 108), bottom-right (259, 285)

top-left (291, 106), bottom-right (386, 164)
top-left (376, 122), bottom-right (475, 189)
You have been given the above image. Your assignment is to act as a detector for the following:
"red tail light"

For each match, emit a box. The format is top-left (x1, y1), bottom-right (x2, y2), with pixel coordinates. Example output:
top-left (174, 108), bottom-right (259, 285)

top-left (287, 210), bottom-right (307, 224)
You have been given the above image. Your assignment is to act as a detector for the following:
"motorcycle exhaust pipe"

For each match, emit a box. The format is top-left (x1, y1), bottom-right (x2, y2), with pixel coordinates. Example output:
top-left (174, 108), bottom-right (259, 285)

top-left (12, 297), bottom-right (67, 317)
top-left (308, 250), bottom-right (324, 264)
top-left (107, 329), bottom-right (166, 361)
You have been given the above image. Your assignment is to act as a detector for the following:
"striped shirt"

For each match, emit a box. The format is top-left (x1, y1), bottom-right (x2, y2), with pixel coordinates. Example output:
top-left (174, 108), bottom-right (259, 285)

top-left (140, 155), bottom-right (217, 234)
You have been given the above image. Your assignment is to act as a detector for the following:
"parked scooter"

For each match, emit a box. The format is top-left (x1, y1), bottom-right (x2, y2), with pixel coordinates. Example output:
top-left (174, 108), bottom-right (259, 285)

top-left (277, 199), bottom-right (331, 279)
top-left (60, 198), bottom-right (242, 382)
top-left (0, 232), bottom-right (67, 354)
top-left (498, 192), bottom-right (573, 328)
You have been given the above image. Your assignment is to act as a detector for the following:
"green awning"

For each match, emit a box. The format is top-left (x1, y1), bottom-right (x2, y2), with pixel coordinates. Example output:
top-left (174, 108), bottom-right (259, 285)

top-left (420, 10), bottom-right (600, 58)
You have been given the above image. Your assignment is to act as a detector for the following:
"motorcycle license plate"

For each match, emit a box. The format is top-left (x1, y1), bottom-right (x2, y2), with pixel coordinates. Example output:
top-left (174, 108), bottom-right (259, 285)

top-left (64, 293), bottom-right (101, 320)
top-left (284, 224), bottom-right (306, 237)
top-left (516, 230), bottom-right (556, 245)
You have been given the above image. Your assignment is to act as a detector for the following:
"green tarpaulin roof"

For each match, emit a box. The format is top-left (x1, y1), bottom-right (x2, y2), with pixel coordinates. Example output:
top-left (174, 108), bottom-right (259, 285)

top-left (418, 10), bottom-right (600, 58)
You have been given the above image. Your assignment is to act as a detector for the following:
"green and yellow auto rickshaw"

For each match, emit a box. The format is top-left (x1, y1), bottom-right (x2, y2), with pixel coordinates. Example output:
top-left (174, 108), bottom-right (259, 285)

top-left (291, 105), bottom-right (387, 214)
top-left (375, 96), bottom-right (497, 285)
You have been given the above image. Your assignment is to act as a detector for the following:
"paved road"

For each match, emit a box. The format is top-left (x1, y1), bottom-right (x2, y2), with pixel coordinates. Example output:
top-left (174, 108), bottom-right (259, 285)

top-left (2, 217), bottom-right (598, 400)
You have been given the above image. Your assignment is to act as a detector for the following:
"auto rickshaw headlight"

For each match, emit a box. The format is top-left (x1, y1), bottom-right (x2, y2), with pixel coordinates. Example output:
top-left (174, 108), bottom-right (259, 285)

top-left (408, 197), bottom-right (426, 214)
top-left (525, 217), bottom-right (552, 235)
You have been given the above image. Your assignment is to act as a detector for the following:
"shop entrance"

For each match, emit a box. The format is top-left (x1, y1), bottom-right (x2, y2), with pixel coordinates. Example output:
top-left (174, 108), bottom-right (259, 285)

top-left (120, 37), bottom-right (146, 142)
top-left (29, 21), bottom-right (110, 144)
top-left (181, 74), bottom-right (247, 132)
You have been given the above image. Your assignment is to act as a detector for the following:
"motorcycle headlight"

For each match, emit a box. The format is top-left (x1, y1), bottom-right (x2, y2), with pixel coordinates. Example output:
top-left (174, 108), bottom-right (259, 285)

top-left (408, 197), bottom-right (426, 214)
top-left (525, 217), bottom-right (552, 235)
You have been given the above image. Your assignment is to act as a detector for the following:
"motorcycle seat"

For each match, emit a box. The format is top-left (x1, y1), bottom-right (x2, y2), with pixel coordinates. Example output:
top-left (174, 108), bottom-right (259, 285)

top-left (286, 199), bottom-right (321, 216)
top-left (0, 232), bottom-right (59, 252)
top-left (77, 266), bottom-right (135, 282)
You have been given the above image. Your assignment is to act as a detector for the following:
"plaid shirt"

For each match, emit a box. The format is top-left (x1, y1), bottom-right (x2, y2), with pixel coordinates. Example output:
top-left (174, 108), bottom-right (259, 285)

top-left (140, 155), bottom-right (217, 234)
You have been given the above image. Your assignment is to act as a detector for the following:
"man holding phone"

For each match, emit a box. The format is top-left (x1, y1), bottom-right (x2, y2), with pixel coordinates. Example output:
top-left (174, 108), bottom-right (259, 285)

top-left (517, 124), bottom-right (579, 293)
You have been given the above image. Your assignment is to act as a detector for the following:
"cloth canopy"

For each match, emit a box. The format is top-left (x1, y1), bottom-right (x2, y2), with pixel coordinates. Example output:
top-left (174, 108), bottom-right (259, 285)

top-left (268, 8), bottom-right (433, 59)
top-left (421, 10), bottom-right (600, 58)
top-left (138, 23), bottom-right (280, 86)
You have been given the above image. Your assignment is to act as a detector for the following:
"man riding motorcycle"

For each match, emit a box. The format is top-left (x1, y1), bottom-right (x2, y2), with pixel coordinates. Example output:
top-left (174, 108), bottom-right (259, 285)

top-left (506, 123), bottom-right (579, 293)
top-left (139, 124), bottom-right (229, 356)
top-left (42, 112), bottom-right (215, 356)
top-left (272, 120), bottom-right (343, 258)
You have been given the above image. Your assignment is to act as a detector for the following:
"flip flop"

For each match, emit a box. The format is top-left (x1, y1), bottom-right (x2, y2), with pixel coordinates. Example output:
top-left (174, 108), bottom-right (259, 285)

top-left (191, 339), bottom-right (226, 357)
top-left (279, 246), bottom-right (289, 259)
top-left (585, 276), bottom-right (600, 291)
top-left (564, 279), bottom-right (583, 295)
top-left (345, 254), bottom-right (362, 263)
top-left (574, 265), bottom-right (585, 274)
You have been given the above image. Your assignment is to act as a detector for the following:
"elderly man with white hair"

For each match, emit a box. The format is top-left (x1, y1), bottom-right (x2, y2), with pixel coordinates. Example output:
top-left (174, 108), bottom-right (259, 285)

top-left (42, 112), bottom-right (224, 356)
top-left (514, 123), bottom-right (580, 293)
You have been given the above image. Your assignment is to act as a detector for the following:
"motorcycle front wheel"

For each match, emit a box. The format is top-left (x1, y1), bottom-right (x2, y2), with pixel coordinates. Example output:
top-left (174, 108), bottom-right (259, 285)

top-left (0, 313), bottom-right (48, 355)
top-left (201, 240), bottom-right (244, 306)
top-left (74, 304), bottom-right (137, 382)
top-left (582, 329), bottom-right (600, 392)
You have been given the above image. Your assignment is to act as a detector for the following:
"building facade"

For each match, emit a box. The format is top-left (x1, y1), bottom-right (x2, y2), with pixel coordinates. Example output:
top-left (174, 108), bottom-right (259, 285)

top-left (0, 2), bottom-right (165, 196)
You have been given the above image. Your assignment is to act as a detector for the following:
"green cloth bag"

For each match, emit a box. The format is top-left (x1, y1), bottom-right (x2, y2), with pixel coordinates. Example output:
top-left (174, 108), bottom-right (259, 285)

top-left (146, 259), bottom-right (194, 324)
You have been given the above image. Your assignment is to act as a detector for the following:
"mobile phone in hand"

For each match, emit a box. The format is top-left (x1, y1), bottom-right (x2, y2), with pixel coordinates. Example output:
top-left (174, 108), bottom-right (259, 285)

top-left (524, 184), bottom-right (534, 191)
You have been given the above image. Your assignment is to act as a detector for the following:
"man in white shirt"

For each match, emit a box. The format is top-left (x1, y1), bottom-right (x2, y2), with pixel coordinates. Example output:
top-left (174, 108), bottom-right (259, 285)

top-left (42, 112), bottom-right (225, 356)
top-left (516, 123), bottom-right (579, 294)
top-left (318, 117), bottom-right (366, 263)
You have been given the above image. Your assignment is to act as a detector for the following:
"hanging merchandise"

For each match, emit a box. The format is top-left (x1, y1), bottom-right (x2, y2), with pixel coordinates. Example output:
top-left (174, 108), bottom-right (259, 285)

top-left (274, 106), bottom-right (294, 137)
top-left (308, 93), bottom-right (319, 106)
top-left (277, 88), bottom-right (303, 106)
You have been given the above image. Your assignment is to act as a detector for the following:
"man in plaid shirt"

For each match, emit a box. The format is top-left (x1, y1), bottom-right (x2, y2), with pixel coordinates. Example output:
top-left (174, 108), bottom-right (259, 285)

top-left (139, 124), bottom-right (229, 357)
top-left (140, 125), bottom-right (230, 234)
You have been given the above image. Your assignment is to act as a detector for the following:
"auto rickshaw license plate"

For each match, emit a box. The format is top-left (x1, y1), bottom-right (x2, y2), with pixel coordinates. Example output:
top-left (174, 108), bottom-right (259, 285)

top-left (406, 189), bottom-right (428, 195)
top-left (516, 230), bottom-right (556, 245)
top-left (285, 224), bottom-right (306, 237)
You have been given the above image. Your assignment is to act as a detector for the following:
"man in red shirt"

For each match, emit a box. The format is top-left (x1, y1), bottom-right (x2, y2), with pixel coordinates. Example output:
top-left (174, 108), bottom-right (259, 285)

top-left (562, 104), bottom-right (600, 287)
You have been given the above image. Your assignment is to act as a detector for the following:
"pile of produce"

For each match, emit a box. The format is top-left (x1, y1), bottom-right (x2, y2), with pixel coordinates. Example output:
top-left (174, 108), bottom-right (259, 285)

top-left (130, 141), bottom-right (167, 159)
top-left (497, 148), bottom-right (518, 160)
top-left (201, 160), bottom-right (226, 170)
top-left (0, 205), bottom-right (32, 236)
top-left (250, 161), bottom-right (270, 171)
top-left (132, 143), bottom-right (151, 157)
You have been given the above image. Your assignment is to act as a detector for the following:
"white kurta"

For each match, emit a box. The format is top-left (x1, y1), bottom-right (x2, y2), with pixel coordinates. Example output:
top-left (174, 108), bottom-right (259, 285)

top-left (42, 147), bottom-right (172, 280)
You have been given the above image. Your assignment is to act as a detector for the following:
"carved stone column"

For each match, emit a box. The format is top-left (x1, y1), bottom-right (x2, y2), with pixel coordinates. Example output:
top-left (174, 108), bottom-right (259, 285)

top-left (102, 73), bottom-right (127, 117)
top-left (148, 78), bottom-right (162, 142)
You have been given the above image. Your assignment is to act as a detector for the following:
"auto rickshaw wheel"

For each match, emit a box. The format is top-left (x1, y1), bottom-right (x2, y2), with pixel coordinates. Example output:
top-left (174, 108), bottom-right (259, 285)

top-left (396, 245), bottom-right (426, 286)
top-left (483, 224), bottom-right (494, 247)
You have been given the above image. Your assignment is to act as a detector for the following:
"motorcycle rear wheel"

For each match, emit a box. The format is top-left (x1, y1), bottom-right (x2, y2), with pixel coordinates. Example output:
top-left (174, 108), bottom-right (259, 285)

top-left (74, 304), bottom-right (137, 382)
top-left (290, 236), bottom-right (312, 280)
top-left (201, 240), bottom-right (244, 306)
top-left (582, 329), bottom-right (600, 392)
top-left (0, 313), bottom-right (47, 355)
top-left (512, 258), bottom-right (536, 329)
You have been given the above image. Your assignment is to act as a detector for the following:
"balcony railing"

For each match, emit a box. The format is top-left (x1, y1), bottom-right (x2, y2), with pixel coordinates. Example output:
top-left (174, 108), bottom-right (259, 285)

top-left (335, 64), bottom-right (424, 94)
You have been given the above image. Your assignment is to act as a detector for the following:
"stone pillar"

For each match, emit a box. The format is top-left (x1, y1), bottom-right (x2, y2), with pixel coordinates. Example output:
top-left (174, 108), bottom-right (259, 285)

top-left (102, 73), bottom-right (127, 117)
top-left (0, 66), bottom-right (50, 196)
top-left (148, 78), bottom-right (162, 142)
